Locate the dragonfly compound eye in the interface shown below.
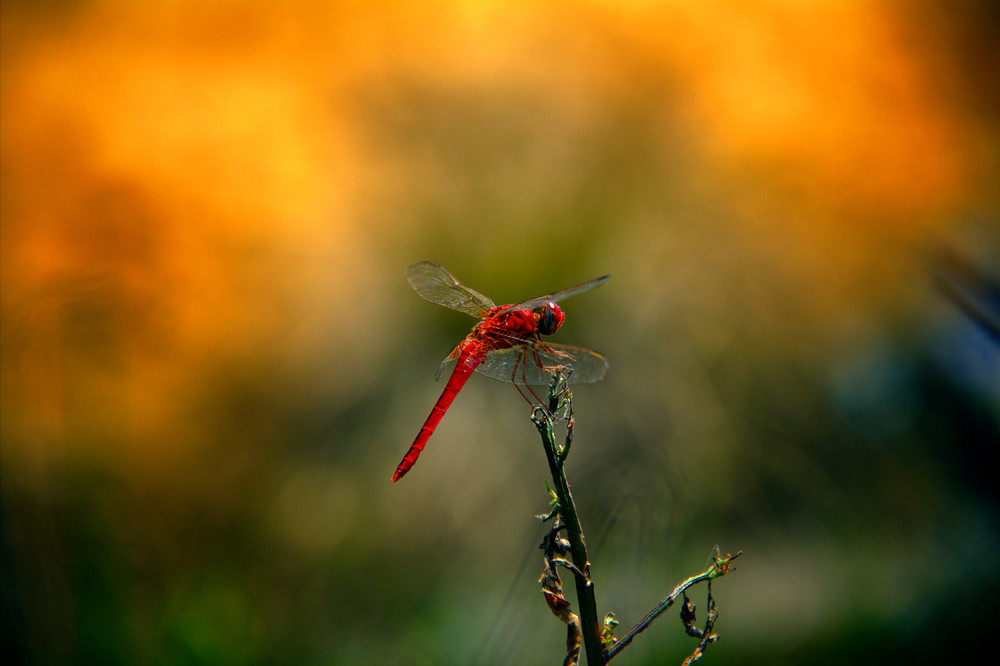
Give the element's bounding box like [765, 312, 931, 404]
[536, 303, 565, 335]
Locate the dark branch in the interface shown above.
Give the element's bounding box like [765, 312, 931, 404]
[533, 372, 604, 665]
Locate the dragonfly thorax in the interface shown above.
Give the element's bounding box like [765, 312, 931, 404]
[474, 306, 542, 342]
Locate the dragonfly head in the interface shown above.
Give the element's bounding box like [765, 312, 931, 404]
[535, 302, 565, 336]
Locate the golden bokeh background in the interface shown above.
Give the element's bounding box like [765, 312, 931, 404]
[2, 1, 998, 664]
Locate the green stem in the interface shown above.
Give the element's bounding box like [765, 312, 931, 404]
[535, 380, 604, 665]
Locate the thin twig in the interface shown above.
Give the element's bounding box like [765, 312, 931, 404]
[603, 552, 740, 662]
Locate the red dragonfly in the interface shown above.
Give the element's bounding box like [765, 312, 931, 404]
[392, 261, 609, 482]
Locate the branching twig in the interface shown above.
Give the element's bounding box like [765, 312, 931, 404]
[603, 551, 741, 662]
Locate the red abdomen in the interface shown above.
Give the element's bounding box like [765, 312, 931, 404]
[391, 347, 484, 482]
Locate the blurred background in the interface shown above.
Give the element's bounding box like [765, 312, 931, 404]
[2, 1, 998, 664]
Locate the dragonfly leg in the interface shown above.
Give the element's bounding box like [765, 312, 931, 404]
[529, 347, 575, 404]
[520, 351, 549, 406]
[535, 345, 575, 374]
[510, 354, 542, 407]
[524, 384, 546, 406]
[510, 350, 547, 408]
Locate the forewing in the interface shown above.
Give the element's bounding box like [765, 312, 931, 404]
[407, 261, 495, 317]
[476, 342, 609, 386]
[504, 274, 609, 313]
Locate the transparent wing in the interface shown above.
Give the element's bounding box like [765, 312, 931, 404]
[502, 274, 610, 313]
[475, 342, 609, 386]
[434, 345, 462, 380]
[407, 261, 496, 318]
